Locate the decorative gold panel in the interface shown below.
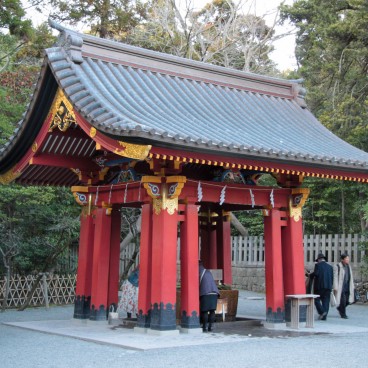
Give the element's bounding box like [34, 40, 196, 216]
[289, 188, 310, 222]
[142, 176, 186, 215]
[0, 167, 21, 184]
[49, 88, 76, 132]
[114, 141, 151, 160]
[153, 185, 178, 215]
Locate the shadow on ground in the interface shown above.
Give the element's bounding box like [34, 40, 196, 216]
[113, 317, 327, 338]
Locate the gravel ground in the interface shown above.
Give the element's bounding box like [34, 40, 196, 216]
[1, 290, 368, 368]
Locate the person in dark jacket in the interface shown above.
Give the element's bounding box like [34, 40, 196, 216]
[199, 261, 220, 332]
[309, 253, 333, 320]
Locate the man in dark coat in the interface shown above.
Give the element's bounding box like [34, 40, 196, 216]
[310, 253, 333, 320]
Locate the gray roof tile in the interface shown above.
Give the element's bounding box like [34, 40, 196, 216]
[1, 21, 368, 177]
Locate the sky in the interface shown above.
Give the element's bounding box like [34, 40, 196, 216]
[21, 0, 297, 71]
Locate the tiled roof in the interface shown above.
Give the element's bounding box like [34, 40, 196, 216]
[1, 20, 368, 176]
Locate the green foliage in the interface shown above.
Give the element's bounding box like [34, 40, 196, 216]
[280, 0, 368, 235]
[232, 210, 264, 236]
[0, 184, 80, 275]
[42, 0, 147, 38]
[280, 0, 368, 151]
[301, 178, 368, 235]
[0, 65, 39, 145]
[0, 0, 34, 39]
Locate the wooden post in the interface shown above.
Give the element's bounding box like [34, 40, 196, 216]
[216, 211, 232, 285]
[150, 200, 178, 331]
[264, 209, 285, 323]
[89, 206, 112, 320]
[42, 273, 49, 309]
[282, 216, 306, 296]
[180, 203, 200, 329]
[74, 209, 94, 319]
[107, 207, 121, 309]
[137, 203, 153, 329]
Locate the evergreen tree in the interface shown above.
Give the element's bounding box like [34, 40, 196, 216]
[280, 0, 368, 151]
[281, 0, 368, 234]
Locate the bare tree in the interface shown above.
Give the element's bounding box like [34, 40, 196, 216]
[119, 208, 141, 282]
[127, 0, 291, 74]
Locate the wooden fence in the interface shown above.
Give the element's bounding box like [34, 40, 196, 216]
[57, 233, 368, 274]
[1, 234, 366, 308]
[0, 274, 76, 308]
[231, 233, 366, 269]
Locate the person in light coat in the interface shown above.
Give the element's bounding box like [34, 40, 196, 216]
[333, 254, 355, 319]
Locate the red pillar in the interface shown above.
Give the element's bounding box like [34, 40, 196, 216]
[180, 204, 200, 329]
[90, 207, 112, 320]
[137, 203, 153, 328]
[281, 216, 306, 296]
[216, 212, 233, 285]
[264, 209, 285, 323]
[150, 204, 178, 331]
[200, 223, 217, 269]
[199, 226, 210, 266]
[74, 210, 94, 319]
[209, 226, 218, 269]
[107, 207, 121, 309]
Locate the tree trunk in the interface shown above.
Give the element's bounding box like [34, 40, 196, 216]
[1, 266, 10, 311]
[99, 0, 111, 38]
[120, 242, 140, 283]
[120, 214, 141, 255]
[230, 212, 248, 236]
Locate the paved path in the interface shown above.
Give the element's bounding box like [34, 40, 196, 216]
[1, 290, 368, 367]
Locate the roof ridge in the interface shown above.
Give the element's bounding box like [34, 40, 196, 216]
[48, 18, 306, 105]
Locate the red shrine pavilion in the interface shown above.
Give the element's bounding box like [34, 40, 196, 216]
[1, 19, 368, 333]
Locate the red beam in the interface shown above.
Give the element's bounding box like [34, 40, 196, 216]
[78, 180, 291, 208]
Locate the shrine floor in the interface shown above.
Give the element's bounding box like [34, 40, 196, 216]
[2, 290, 368, 352]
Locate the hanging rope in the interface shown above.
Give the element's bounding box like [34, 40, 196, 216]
[108, 184, 113, 205]
[94, 186, 100, 206]
[249, 188, 255, 208]
[220, 185, 227, 205]
[138, 181, 142, 202]
[197, 181, 203, 202]
[270, 189, 275, 208]
[124, 182, 129, 203]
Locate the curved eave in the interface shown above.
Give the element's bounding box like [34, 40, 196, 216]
[2, 21, 368, 185]
[41, 32, 368, 178]
[0, 63, 58, 175]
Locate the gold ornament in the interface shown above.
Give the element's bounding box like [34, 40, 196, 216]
[114, 141, 151, 160]
[90, 127, 97, 138]
[49, 88, 76, 132]
[0, 167, 21, 184]
[289, 188, 310, 221]
[142, 176, 186, 215]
